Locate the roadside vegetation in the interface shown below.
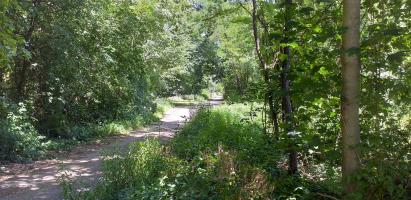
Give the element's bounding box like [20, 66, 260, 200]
[0, 0, 219, 162]
[0, 98, 174, 162]
[1, 0, 410, 199]
[62, 104, 409, 199]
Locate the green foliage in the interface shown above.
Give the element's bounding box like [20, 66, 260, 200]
[199, 88, 211, 99]
[0, 96, 169, 162]
[153, 98, 175, 119]
[1, 0, 410, 198]
[172, 104, 267, 162]
[0, 99, 44, 161]
[63, 104, 340, 199]
[167, 95, 207, 106]
[0, 0, 198, 161]
[66, 102, 409, 199]
[0, 0, 18, 71]
[203, 0, 411, 198]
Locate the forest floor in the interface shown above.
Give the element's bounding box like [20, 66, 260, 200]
[0, 97, 223, 200]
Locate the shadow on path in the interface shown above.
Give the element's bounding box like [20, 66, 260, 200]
[0, 96, 223, 200]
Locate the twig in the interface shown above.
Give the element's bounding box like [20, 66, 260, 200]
[237, 2, 268, 31]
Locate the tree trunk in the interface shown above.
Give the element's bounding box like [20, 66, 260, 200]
[14, 59, 29, 101]
[268, 94, 279, 134]
[281, 0, 298, 175]
[12, 0, 39, 101]
[251, 0, 279, 136]
[341, 0, 361, 196]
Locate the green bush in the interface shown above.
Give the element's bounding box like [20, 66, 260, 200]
[62, 104, 284, 199]
[172, 104, 270, 163]
[154, 98, 174, 119]
[61, 139, 180, 199]
[200, 89, 211, 99]
[0, 96, 171, 162]
[0, 100, 45, 162]
[65, 104, 411, 200]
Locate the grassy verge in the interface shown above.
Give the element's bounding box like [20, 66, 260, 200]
[34, 98, 176, 160]
[167, 95, 208, 106]
[67, 103, 411, 199]
[60, 103, 337, 200]
[44, 97, 204, 158]
[2, 96, 210, 164]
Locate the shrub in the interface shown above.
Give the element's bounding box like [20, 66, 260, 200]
[200, 89, 210, 99]
[62, 104, 281, 199]
[171, 104, 272, 164]
[0, 100, 44, 162]
[61, 104, 350, 199]
[154, 98, 174, 119]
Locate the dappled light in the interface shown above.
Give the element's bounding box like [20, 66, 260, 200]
[0, 105, 208, 199]
[0, 0, 409, 199]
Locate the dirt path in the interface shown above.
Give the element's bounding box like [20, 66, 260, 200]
[0, 98, 222, 200]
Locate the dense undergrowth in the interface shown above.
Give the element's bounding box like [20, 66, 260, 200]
[60, 104, 329, 199]
[0, 0, 218, 163]
[62, 103, 410, 200]
[0, 93, 210, 163]
[2, 1, 409, 198]
[0, 98, 173, 162]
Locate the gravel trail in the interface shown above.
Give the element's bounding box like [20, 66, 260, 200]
[0, 97, 222, 200]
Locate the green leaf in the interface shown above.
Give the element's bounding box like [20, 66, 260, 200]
[318, 67, 329, 76]
[300, 7, 314, 15]
[289, 42, 300, 50]
[279, 53, 288, 61]
[313, 26, 322, 33]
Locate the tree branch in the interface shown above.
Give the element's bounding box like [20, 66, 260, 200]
[238, 2, 268, 32]
[251, 0, 266, 71]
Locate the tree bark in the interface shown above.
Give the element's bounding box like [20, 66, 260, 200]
[281, 0, 298, 175]
[341, 0, 361, 196]
[251, 0, 279, 135]
[13, 0, 40, 101]
[268, 95, 279, 134]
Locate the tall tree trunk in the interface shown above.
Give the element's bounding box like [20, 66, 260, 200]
[251, 0, 279, 135]
[12, 0, 39, 101]
[341, 0, 361, 196]
[281, 0, 297, 174]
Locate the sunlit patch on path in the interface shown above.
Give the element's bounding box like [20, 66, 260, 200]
[0, 97, 222, 200]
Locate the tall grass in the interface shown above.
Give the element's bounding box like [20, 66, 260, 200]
[61, 103, 339, 200]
